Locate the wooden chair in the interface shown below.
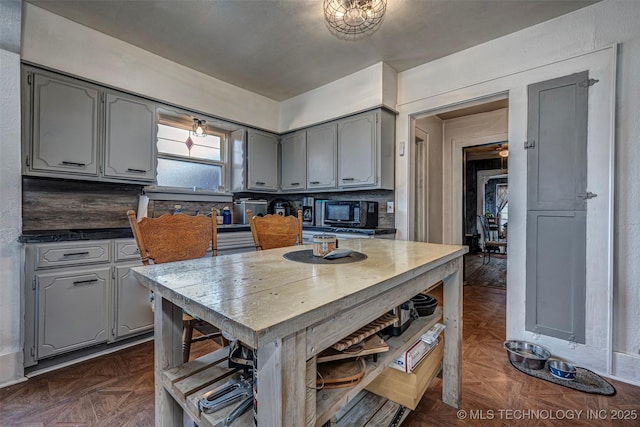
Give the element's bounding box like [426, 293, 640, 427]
[479, 214, 507, 265]
[127, 208, 226, 362]
[247, 209, 303, 250]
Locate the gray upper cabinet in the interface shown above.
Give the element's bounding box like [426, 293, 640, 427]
[103, 92, 156, 181]
[247, 129, 279, 191]
[29, 73, 100, 176]
[337, 109, 395, 190]
[338, 111, 376, 187]
[306, 122, 337, 190]
[23, 66, 157, 184]
[280, 131, 306, 191]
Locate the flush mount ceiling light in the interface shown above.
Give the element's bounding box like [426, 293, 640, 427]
[324, 0, 387, 40]
[192, 118, 207, 137]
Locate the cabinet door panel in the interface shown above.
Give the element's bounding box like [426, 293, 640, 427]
[37, 267, 110, 359]
[104, 93, 156, 181]
[115, 263, 153, 338]
[31, 74, 99, 176]
[307, 123, 337, 189]
[281, 131, 306, 191]
[338, 112, 376, 187]
[248, 130, 278, 191]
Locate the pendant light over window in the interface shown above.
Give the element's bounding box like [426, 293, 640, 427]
[192, 118, 207, 137]
[324, 0, 387, 40]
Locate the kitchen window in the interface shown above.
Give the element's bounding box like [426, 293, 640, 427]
[154, 108, 230, 197]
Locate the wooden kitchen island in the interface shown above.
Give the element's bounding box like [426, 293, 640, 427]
[132, 239, 467, 426]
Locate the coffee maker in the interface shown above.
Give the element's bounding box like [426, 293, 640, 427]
[270, 200, 291, 216]
[302, 197, 314, 225]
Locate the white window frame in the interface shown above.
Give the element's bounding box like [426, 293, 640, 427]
[145, 107, 233, 202]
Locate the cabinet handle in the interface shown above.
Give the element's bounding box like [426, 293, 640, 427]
[63, 251, 90, 257]
[126, 168, 146, 174]
[255, 181, 266, 185]
[310, 181, 320, 185]
[342, 177, 355, 181]
[290, 182, 300, 186]
[73, 278, 98, 286]
[60, 161, 86, 167]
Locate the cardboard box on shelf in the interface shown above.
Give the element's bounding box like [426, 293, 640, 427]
[365, 338, 444, 410]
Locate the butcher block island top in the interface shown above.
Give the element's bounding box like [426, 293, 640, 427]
[132, 238, 467, 426]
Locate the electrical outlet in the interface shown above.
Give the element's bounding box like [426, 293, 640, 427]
[386, 201, 394, 213]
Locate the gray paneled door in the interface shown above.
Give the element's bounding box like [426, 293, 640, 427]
[526, 71, 589, 344]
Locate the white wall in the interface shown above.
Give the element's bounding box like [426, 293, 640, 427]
[0, 0, 24, 387]
[395, 0, 640, 384]
[21, 3, 280, 133]
[279, 62, 397, 131]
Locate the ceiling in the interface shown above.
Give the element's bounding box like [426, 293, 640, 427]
[25, 0, 598, 101]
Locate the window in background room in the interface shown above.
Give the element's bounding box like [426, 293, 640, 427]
[156, 112, 227, 192]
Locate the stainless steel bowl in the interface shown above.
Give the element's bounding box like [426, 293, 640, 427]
[503, 340, 551, 370]
[548, 359, 576, 380]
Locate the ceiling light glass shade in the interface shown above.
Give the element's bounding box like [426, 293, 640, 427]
[324, 0, 387, 40]
[499, 148, 509, 157]
[192, 118, 207, 137]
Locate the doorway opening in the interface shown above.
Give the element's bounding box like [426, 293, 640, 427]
[463, 142, 508, 289]
[412, 97, 509, 289]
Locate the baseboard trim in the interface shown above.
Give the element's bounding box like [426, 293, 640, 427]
[611, 351, 640, 387]
[0, 350, 26, 388]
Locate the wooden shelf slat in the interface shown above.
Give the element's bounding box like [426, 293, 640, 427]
[161, 348, 252, 427]
[315, 308, 443, 426]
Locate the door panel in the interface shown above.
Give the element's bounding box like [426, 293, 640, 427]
[526, 211, 586, 342]
[526, 72, 589, 343]
[527, 72, 588, 212]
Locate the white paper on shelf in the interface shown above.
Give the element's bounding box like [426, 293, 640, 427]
[420, 322, 446, 345]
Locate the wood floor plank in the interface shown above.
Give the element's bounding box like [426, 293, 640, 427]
[1, 278, 639, 426]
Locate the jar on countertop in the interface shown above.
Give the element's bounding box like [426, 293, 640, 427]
[312, 234, 338, 257]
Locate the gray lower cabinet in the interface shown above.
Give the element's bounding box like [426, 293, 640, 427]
[114, 262, 154, 338]
[24, 239, 151, 368]
[113, 239, 153, 339]
[36, 266, 110, 359]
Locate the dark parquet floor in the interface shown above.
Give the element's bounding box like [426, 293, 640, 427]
[2, 273, 639, 426]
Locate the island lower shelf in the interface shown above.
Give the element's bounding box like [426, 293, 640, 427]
[314, 307, 443, 426]
[160, 307, 443, 427]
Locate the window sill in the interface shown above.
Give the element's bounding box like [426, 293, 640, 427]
[143, 186, 233, 202]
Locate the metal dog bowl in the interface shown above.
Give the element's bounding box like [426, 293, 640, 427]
[503, 340, 551, 370]
[548, 359, 576, 380]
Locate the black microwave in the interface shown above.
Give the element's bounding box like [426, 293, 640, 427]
[324, 201, 378, 228]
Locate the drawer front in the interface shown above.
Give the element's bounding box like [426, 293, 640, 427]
[35, 241, 111, 269]
[115, 239, 141, 261]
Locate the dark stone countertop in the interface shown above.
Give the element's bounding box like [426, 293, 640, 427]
[19, 224, 395, 243]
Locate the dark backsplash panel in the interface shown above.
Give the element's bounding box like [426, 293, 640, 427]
[22, 177, 395, 231]
[22, 177, 143, 231]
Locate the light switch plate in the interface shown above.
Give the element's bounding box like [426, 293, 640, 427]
[387, 201, 394, 213]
